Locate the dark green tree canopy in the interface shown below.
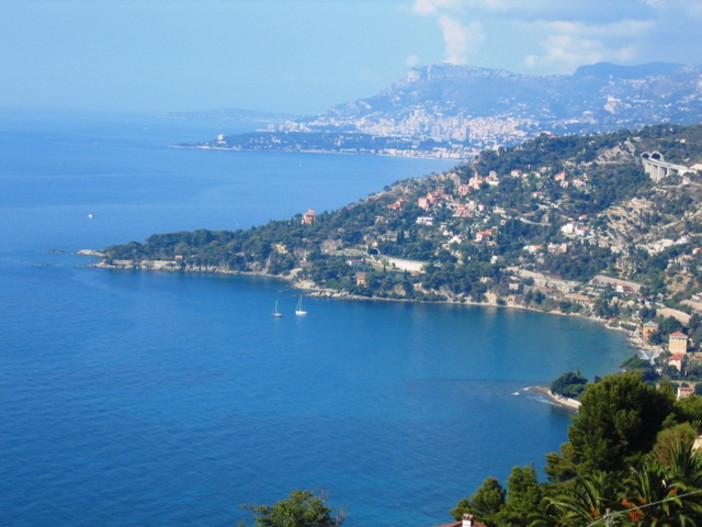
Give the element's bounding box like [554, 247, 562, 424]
[550, 370, 588, 399]
[471, 477, 506, 523]
[568, 372, 675, 472]
[241, 490, 343, 527]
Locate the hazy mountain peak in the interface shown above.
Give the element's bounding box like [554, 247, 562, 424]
[214, 62, 702, 159]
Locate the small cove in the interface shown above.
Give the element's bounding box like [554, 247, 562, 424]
[0, 111, 631, 526]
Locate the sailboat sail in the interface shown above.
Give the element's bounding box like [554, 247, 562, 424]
[295, 296, 307, 316]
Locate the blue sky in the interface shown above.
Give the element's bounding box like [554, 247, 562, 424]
[2, 0, 701, 115]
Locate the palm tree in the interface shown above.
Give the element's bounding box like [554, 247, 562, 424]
[619, 448, 702, 527]
[666, 440, 702, 489]
[620, 458, 676, 525]
[543, 470, 623, 526]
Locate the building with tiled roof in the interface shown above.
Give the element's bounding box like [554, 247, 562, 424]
[669, 331, 689, 355]
[641, 321, 659, 341]
[668, 353, 686, 372]
[677, 384, 695, 399]
[433, 513, 487, 527]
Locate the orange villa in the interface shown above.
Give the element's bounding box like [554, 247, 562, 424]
[641, 321, 659, 341]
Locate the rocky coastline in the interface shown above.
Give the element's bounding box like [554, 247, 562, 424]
[87, 255, 653, 357]
[527, 386, 582, 411]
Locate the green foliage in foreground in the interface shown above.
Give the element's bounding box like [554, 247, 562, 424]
[453, 372, 702, 527]
[240, 490, 343, 527]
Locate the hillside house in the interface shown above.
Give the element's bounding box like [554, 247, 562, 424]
[469, 174, 485, 190]
[575, 225, 590, 237]
[302, 208, 316, 225]
[475, 229, 495, 243]
[454, 204, 471, 218]
[387, 197, 407, 210]
[669, 354, 686, 372]
[591, 275, 643, 295]
[641, 321, 659, 341]
[457, 183, 471, 196]
[523, 244, 543, 254]
[547, 242, 568, 255]
[561, 222, 576, 235]
[428, 187, 451, 201]
[678, 384, 695, 399]
[434, 513, 487, 527]
[669, 331, 689, 355]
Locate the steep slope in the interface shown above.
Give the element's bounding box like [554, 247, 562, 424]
[206, 63, 702, 157]
[107, 124, 702, 329]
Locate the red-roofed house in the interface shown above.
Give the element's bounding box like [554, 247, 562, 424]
[454, 204, 471, 218]
[475, 229, 495, 243]
[678, 385, 695, 399]
[668, 354, 686, 372]
[433, 513, 487, 527]
[387, 198, 407, 210]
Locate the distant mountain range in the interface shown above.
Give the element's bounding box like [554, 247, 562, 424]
[198, 62, 702, 158]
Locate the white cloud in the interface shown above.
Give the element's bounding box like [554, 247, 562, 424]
[412, 0, 460, 16]
[412, 0, 485, 64]
[409, 0, 702, 73]
[437, 15, 474, 64]
[521, 19, 654, 72]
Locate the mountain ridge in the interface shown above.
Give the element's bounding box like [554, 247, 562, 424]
[199, 62, 702, 158]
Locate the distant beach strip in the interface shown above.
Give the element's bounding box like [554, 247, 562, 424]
[527, 386, 582, 411]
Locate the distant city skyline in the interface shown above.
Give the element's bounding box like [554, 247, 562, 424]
[3, 0, 702, 115]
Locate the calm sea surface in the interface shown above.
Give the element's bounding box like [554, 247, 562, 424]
[0, 110, 630, 527]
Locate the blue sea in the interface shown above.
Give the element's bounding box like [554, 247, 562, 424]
[0, 109, 631, 527]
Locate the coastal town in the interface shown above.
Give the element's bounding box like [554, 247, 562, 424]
[198, 63, 702, 160]
[101, 124, 702, 400]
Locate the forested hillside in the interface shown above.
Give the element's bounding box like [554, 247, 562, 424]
[104, 124, 702, 324]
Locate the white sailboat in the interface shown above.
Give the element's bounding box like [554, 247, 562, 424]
[272, 300, 283, 317]
[295, 296, 307, 316]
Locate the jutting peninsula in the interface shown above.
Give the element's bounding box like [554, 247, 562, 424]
[102, 123, 702, 382]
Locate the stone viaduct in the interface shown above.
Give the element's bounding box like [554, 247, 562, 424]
[641, 151, 692, 183]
